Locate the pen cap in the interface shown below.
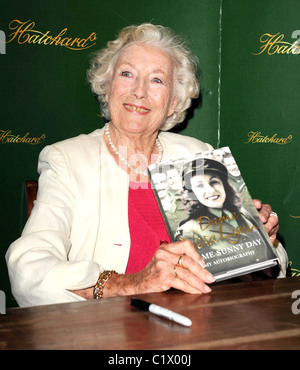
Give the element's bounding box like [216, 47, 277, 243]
[131, 298, 151, 311]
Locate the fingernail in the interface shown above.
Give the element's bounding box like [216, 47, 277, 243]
[206, 272, 215, 283]
[199, 260, 206, 268]
[203, 285, 212, 293]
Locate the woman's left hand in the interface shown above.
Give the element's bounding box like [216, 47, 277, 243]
[253, 199, 279, 244]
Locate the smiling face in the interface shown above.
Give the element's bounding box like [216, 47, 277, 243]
[223, 156, 241, 177]
[152, 172, 168, 199]
[167, 168, 182, 193]
[190, 173, 226, 209]
[105, 43, 178, 136]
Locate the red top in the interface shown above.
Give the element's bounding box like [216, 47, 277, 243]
[126, 182, 171, 274]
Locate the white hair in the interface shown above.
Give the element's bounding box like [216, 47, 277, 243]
[87, 23, 200, 131]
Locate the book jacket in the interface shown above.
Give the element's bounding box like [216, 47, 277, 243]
[148, 146, 278, 281]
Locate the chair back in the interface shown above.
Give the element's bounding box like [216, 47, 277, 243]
[25, 180, 38, 219]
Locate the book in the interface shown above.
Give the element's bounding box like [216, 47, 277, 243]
[148, 146, 278, 282]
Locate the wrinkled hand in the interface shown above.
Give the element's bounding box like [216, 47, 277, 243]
[253, 199, 279, 244]
[103, 239, 215, 298]
[73, 240, 215, 300]
[135, 239, 215, 294]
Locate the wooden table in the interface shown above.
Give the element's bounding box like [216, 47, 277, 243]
[1, 277, 300, 350]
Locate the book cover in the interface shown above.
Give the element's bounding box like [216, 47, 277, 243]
[148, 146, 278, 281]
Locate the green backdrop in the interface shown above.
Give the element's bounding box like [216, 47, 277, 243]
[220, 0, 300, 277]
[0, 0, 299, 308]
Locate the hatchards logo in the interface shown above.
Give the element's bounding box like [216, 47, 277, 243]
[253, 30, 300, 55]
[245, 131, 292, 144]
[6, 19, 97, 51]
[0, 130, 46, 144]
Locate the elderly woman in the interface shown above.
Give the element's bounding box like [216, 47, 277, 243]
[6, 23, 282, 307]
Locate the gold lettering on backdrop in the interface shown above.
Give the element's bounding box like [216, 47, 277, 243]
[252, 33, 300, 55]
[290, 215, 300, 219]
[289, 261, 300, 277]
[7, 20, 97, 50]
[0, 130, 46, 145]
[245, 131, 293, 144]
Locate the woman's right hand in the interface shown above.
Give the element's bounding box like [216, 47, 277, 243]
[104, 239, 215, 297]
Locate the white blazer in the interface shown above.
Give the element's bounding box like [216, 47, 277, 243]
[6, 128, 213, 306]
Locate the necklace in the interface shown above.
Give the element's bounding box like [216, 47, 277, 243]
[105, 122, 163, 176]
